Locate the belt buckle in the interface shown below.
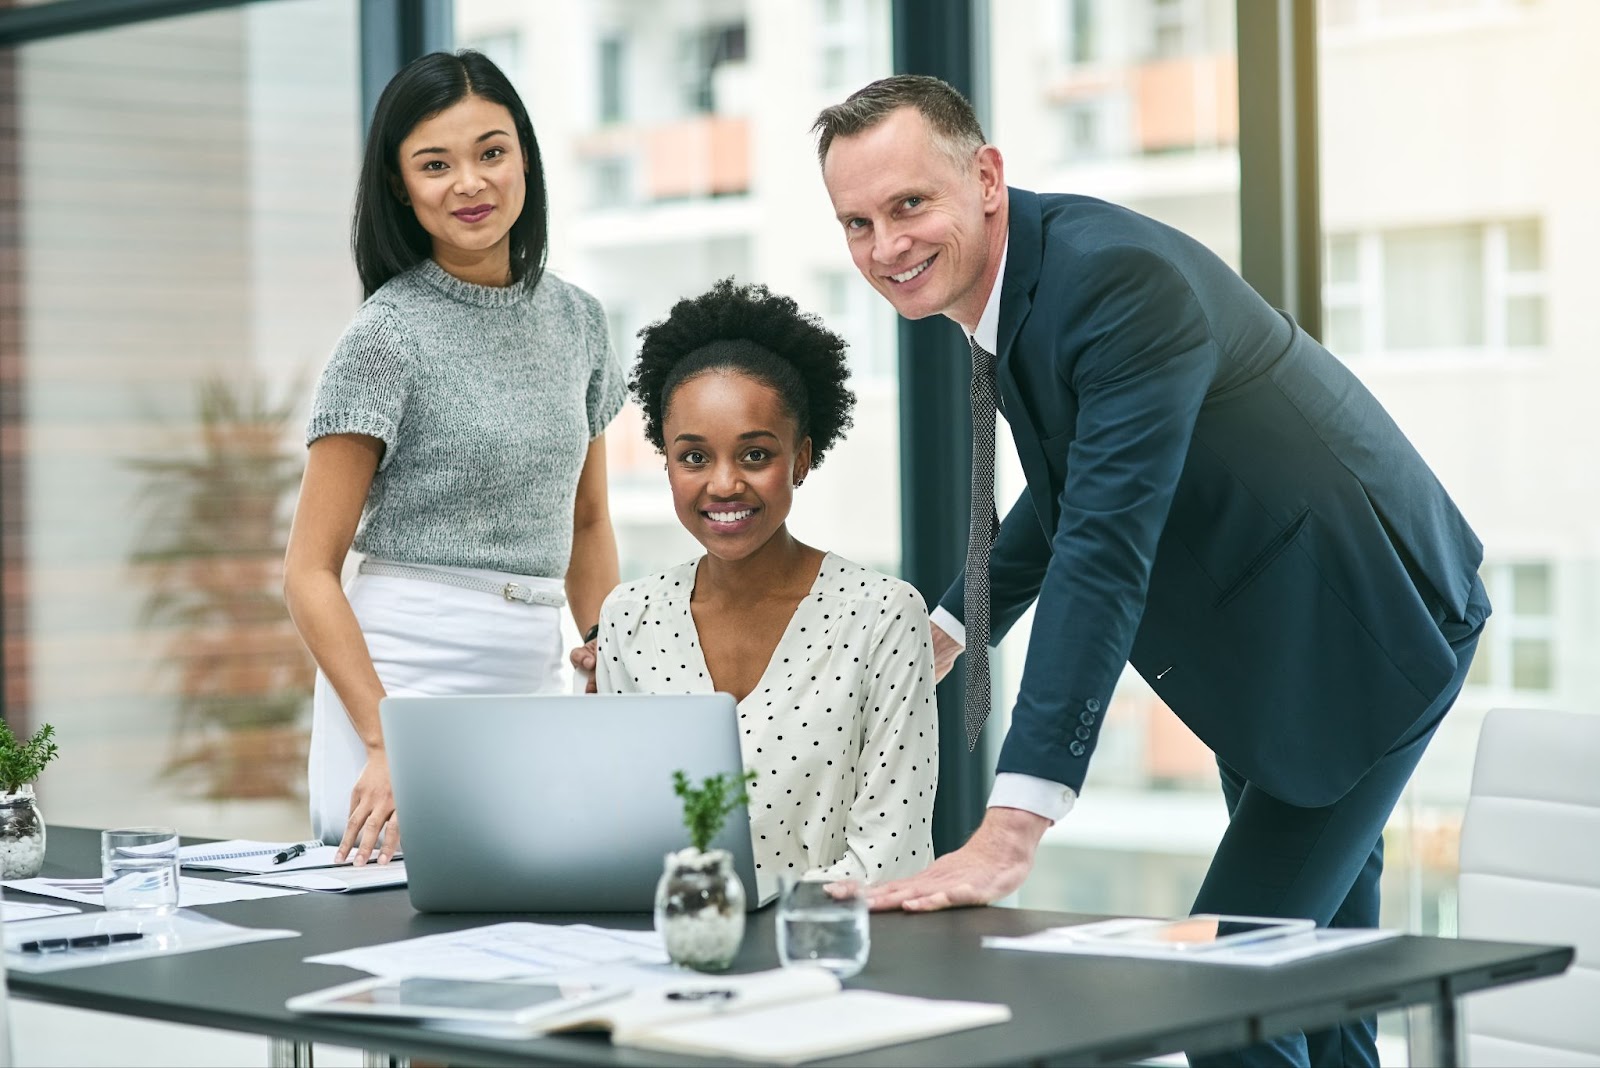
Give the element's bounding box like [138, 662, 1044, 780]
[502, 582, 524, 603]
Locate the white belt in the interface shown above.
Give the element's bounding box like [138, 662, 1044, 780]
[357, 560, 566, 607]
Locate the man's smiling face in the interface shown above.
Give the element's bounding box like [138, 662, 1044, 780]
[822, 106, 1004, 328]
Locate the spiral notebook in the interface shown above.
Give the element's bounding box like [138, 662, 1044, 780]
[179, 840, 394, 874]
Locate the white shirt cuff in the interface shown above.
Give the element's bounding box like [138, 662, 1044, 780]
[988, 773, 1077, 823]
[930, 605, 966, 648]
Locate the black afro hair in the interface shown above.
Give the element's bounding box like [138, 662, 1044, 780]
[629, 278, 856, 468]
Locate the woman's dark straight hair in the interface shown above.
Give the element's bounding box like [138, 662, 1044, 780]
[353, 49, 549, 298]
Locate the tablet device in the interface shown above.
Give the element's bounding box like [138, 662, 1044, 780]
[286, 976, 627, 1028]
[1086, 914, 1314, 953]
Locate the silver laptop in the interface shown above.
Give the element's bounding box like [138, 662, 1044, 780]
[380, 692, 761, 913]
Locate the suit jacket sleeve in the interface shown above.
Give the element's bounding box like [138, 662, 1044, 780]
[997, 245, 1218, 793]
[938, 488, 1053, 646]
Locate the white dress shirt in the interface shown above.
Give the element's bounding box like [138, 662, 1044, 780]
[595, 553, 940, 901]
[929, 238, 1079, 825]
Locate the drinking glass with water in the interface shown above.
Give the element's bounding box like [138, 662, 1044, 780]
[101, 827, 180, 911]
[776, 874, 869, 978]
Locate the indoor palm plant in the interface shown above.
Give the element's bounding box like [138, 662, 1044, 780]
[126, 375, 314, 800]
[0, 721, 61, 878]
[655, 768, 757, 971]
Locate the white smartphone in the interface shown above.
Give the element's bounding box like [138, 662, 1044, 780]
[286, 975, 627, 1028]
[1085, 914, 1314, 953]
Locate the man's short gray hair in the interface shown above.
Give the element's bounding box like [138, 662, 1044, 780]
[812, 74, 987, 171]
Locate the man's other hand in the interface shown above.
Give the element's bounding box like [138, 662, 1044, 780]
[864, 807, 1050, 912]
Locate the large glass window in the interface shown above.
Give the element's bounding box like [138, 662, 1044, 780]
[1318, 0, 1598, 949]
[3, 0, 362, 838]
[456, 0, 901, 597]
[986, 0, 1240, 921]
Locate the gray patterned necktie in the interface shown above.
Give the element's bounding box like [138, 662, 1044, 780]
[964, 336, 999, 752]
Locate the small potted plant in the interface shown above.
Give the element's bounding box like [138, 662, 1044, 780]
[0, 722, 61, 878]
[655, 768, 756, 971]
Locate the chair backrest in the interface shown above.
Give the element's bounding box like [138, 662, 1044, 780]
[1458, 706, 1600, 1067]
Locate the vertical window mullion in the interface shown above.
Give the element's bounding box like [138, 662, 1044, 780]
[1483, 221, 1508, 352]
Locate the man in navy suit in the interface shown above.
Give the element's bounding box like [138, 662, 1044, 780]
[815, 76, 1489, 1068]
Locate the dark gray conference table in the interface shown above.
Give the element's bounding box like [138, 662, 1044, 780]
[4, 827, 1573, 1067]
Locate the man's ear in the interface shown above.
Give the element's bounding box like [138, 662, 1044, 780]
[976, 144, 1006, 214]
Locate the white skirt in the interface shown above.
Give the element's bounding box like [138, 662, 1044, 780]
[307, 560, 566, 844]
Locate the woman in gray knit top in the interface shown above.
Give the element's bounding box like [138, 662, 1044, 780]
[284, 51, 625, 865]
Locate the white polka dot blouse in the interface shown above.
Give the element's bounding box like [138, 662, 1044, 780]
[595, 552, 940, 904]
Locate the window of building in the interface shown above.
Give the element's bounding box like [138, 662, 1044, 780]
[1067, 0, 1099, 65]
[819, 270, 896, 383]
[1466, 562, 1557, 694]
[464, 29, 521, 87]
[679, 22, 747, 114]
[1320, 219, 1546, 357]
[1149, 0, 1190, 58]
[1062, 100, 1106, 160]
[816, 0, 887, 92]
[598, 34, 627, 124]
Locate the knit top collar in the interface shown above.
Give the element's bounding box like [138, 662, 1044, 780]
[412, 257, 532, 309]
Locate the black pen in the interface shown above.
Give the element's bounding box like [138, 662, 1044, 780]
[273, 843, 309, 865]
[20, 932, 143, 953]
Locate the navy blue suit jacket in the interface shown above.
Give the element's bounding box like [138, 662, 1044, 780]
[940, 190, 1488, 808]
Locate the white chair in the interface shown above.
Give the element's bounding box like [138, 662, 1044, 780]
[1458, 707, 1600, 1066]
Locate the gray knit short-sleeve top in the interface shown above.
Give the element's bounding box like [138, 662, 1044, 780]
[306, 259, 625, 577]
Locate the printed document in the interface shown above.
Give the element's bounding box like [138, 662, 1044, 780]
[985, 918, 1402, 966]
[4, 909, 297, 974]
[305, 922, 667, 979]
[232, 862, 407, 893]
[535, 966, 1011, 1063]
[3, 875, 306, 907]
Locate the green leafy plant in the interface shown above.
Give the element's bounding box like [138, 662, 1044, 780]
[0, 722, 61, 796]
[125, 375, 315, 799]
[672, 768, 757, 853]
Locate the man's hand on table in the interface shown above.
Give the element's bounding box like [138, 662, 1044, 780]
[864, 806, 1051, 912]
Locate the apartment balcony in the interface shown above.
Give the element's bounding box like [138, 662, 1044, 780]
[572, 115, 756, 249]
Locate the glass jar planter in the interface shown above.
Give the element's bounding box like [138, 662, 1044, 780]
[654, 847, 745, 971]
[0, 783, 47, 879]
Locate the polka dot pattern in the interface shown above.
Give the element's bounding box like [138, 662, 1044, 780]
[594, 552, 940, 904]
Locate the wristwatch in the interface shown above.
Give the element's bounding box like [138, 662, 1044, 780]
[583, 623, 600, 644]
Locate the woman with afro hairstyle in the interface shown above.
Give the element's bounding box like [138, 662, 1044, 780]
[584, 279, 937, 901]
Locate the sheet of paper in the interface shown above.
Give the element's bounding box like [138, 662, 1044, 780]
[984, 920, 1403, 966]
[231, 862, 406, 893]
[3, 875, 306, 907]
[306, 922, 667, 980]
[3, 907, 298, 974]
[2, 900, 80, 923]
[621, 989, 1012, 1065]
[180, 841, 393, 874]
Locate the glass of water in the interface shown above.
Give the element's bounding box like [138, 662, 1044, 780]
[101, 827, 180, 912]
[776, 874, 869, 979]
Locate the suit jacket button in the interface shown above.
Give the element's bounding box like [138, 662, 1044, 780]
[1080, 710, 1096, 725]
[1075, 725, 1092, 741]
[1069, 741, 1087, 757]
[1086, 698, 1101, 713]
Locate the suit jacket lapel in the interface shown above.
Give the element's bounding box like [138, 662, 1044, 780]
[994, 188, 1055, 534]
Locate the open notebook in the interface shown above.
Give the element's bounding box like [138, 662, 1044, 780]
[180, 840, 394, 874]
[537, 966, 1011, 1064]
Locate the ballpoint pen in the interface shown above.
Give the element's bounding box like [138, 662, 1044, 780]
[272, 842, 310, 865]
[20, 932, 143, 953]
